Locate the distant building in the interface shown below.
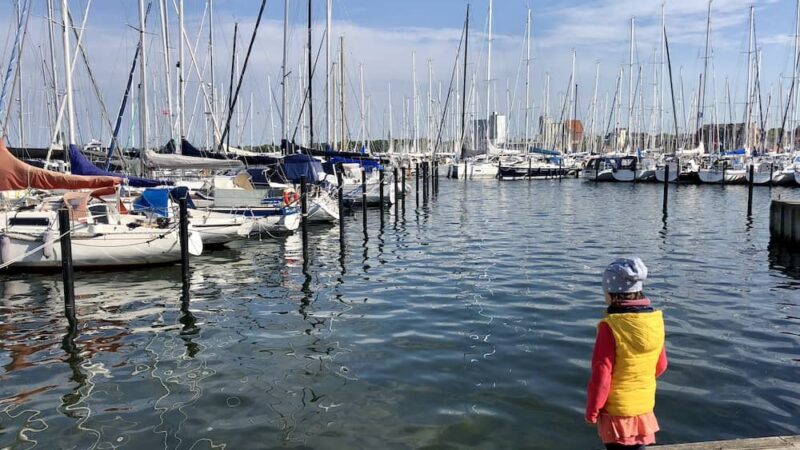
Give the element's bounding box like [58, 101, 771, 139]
[489, 113, 508, 145]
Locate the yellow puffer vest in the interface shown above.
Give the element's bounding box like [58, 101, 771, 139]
[601, 310, 665, 417]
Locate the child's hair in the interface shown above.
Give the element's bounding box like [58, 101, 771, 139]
[608, 291, 646, 302]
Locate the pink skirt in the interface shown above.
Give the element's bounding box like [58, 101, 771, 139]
[596, 411, 660, 445]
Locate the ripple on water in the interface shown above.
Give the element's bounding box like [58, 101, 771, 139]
[0, 180, 799, 449]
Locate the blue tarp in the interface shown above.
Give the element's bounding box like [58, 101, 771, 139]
[283, 154, 324, 183]
[132, 189, 170, 217]
[69, 144, 169, 187]
[322, 156, 383, 175]
[529, 147, 561, 156]
[722, 149, 746, 156]
[132, 187, 194, 218]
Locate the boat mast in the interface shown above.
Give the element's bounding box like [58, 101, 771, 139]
[47, 0, 62, 146]
[388, 82, 393, 152]
[208, 0, 216, 147]
[699, 0, 711, 151]
[486, 0, 493, 145]
[61, 0, 76, 146]
[590, 61, 600, 153]
[281, 0, 289, 151]
[659, 3, 665, 150]
[412, 51, 418, 152]
[428, 59, 433, 154]
[569, 49, 576, 153]
[340, 35, 346, 151]
[326, 0, 332, 148]
[178, 0, 185, 141]
[627, 17, 634, 154]
[524, 8, 531, 153]
[360, 63, 365, 149]
[157, 0, 174, 145]
[307, 0, 314, 148]
[459, 3, 469, 159]
[744, 5, 754, 152]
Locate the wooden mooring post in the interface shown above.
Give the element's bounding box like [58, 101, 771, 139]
[415, 163, 420, 206]
[58, 208, 75, 311]
[379, 169, 385, 227]
[178, 197, 191, 286]
[747, 164, 755, 217]
[393, 167, 399, 217]
[662, 165, 670, 215]
[300, 176, 309, 262]
[336, 163, 345, 240]
[770, 200, 800, 247]
[361, 168, 368, 233]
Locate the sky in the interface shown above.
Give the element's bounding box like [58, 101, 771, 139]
[0, 0, 798, 149]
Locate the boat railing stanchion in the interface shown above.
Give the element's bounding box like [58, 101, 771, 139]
[300, 175, 309, 263]
[361, 168, 368, 234]
[662, 164, 670, 216]
[58, 208, 75, 314]
[379, 168, 385, 227]
[336, 163, 345, 241]
[747, 164, 755, 217]
[178, 196, 190, 288]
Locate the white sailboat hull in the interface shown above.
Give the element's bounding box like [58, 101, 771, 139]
[655, 164, 679, 183]
[698, 169, 724, 184]
[1, 228, 202, 269]
[188, 210, 253, 245]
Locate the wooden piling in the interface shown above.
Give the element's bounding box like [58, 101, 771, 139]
[300, 176, 309, 262]
[415, 162, 420, 206]
[335, 163, 345, 239]
[379, 169, 385, 226]
[361, 168, 368, 232]
[722, 160, 727, 187]
[58, 208, 75, 311]
[401, 167, 407, 210]
[393, 167, 399, 216]
[178, 197, 190, 286]
[747, 164, 755, 217]
[770, 200, 800, 247]
[662, 165, 670, 215]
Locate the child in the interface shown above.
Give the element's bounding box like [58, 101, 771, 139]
[585, 257, 668, 450]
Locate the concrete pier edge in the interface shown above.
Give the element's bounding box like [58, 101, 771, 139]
[654, 435, 800, 449]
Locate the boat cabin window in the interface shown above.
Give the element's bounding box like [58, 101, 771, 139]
[88, 204, 110, 224]
[8, 217, 50, 227]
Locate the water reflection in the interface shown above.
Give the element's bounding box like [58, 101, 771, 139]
[1, 180, 799, 448]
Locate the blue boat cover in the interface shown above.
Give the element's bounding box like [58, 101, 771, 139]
[722, 149, 746, 156]
[322, 156, 383, 175]
[69, 144, 169, 187]
[529, 147, 561, 156]
[132, 187, 195, 218]
[283, 154, 324, 183]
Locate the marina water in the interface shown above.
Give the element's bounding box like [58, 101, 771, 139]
[1, 179, 798, 449]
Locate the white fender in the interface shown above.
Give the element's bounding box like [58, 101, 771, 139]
[188, 232, 203, 256]
[42, 230, 57, 259]
[0, 235, 12, 264]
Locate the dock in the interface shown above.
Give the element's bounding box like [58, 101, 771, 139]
[771, 200, 800, 247]
[656, 435, 800, 449]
